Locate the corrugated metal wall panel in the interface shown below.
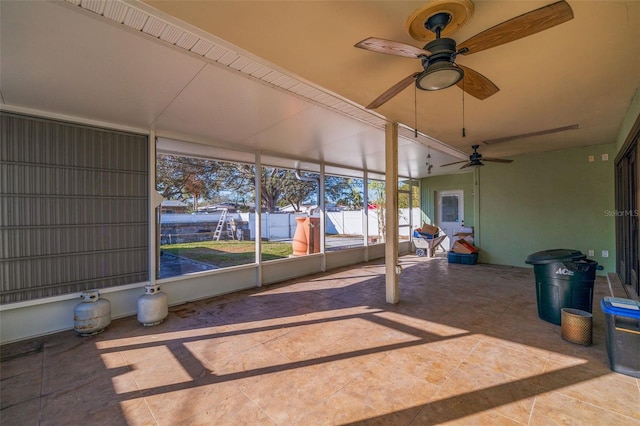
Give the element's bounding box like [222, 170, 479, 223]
[1, 163, 147, 197]
[1, 224, 147, 258]
[0, 113, 149, 304]
[1, 197, 147, 226]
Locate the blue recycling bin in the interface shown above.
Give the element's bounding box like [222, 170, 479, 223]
[600, 297, 640, 378]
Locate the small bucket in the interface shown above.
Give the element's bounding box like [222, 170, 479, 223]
[561, 308, 593, 346]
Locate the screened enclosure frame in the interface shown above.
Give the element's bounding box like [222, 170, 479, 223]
[154, 137, 421, 281]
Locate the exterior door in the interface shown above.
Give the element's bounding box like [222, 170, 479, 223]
[438, 190, 464, 250]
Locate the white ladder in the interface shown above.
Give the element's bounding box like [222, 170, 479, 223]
[213, 209, 228, 241]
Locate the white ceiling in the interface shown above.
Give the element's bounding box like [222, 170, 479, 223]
[1, 1, 639, 178]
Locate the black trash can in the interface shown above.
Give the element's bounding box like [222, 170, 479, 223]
[525, 249, 600, 325]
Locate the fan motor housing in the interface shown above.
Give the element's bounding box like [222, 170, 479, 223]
[422, 37, 457, 67]
[424, 37, 457, 54]
[470, 145, 483, 162]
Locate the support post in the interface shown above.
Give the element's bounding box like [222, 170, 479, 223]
[319, 164, 326, 271]
[474, 166, 480, 248]
[148, 130, 158, 282]
[363, 170, 369, 262]
[385, 123, 400, 304]
[255, 151, 263, 286]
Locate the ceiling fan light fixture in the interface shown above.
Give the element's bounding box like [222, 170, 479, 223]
[416, 62, 464, 91]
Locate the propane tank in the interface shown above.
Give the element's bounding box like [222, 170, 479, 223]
[73, 290, 111, 336]
[137, 284, 168, 326]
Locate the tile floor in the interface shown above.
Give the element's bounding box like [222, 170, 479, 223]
[1, 255, 639, 425]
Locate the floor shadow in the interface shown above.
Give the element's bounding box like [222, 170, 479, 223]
[1, 255, 633, 424]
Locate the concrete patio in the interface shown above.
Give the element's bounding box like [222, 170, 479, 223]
[1, 254, 638, 425]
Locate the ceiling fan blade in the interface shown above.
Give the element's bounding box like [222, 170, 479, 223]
[483, 157, 513, 163]
[440, 160, 468, 167]
[459, 162, 476, 169]
[366, 72, 421, 109]
[482, 124, 580, 145]
[455, 64, 499, 100]
[458, 0, 573, 56]
[354, 37, 431, 58]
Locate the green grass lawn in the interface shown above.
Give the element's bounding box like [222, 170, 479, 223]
[161, 240, 293, 268]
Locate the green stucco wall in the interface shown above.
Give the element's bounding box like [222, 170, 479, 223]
[421, 172, 475, 228]
[478, 144, 616, 271]
[422, 144, 617, 272]
[421, 88, 637, 274]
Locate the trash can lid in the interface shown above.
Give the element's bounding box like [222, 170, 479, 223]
[525, 249, 586, 264]
[600, 297, 640, 318]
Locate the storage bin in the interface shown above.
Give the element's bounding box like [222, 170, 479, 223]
[447, 252, 478, 265]
[600, 297, 640, 378]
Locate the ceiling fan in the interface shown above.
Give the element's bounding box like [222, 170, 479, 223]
[441, 145, 513, 169]
[355, 0, 574, 109]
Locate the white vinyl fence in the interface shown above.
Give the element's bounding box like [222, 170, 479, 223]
[161, 208, 421, 242]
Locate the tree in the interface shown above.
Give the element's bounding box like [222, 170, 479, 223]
[368, 180, 386, 239]
[219, 163, 255, 205]
[183, 174, 206, 211]
[397, 180, 419, 209]
[156, 155, 221, 209]
[259, 168, 318, 213]
[261, 167, 284, 212]
[325, 176, 364, 210]
[157, 154, 320, 213]
[278, 171, 318, 212]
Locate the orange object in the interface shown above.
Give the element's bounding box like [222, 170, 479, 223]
[451, 239, 478, 254]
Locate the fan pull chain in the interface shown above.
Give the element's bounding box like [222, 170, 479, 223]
[462, 78, 466, 138]
[414, 84, 418, 138]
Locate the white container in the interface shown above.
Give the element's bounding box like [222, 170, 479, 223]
[73, 290, 111, 336]
[137, 284, 168, 326]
